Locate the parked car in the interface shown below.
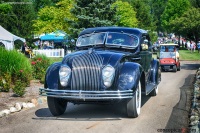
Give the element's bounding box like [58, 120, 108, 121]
[39, 27, 161, 118]
[158, 43, 180, 72]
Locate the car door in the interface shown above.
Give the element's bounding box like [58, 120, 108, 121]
[139, 36, 152, 81]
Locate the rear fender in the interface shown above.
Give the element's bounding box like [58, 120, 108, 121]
[44, 62, 62, 89]
[117, 62, 143, 92]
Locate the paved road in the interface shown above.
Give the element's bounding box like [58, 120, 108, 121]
[0, 61, 199, 133]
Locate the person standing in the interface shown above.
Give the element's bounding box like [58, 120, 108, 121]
[21, 42, 27, 54]
[190, 41, 194, 53]
[197, 41, 200, 53]
[187, 41, 190, 50]
[193, 42, 196, 52]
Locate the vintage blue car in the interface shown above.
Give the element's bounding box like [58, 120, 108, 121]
[39, 27, 161, 118]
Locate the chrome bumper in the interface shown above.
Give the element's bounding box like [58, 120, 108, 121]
[39, 88, 134, 100]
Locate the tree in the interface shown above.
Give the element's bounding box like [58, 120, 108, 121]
[0, 3, 16, 30]
[190, 0, 200, 8]
[69, 0, 117, 38]
[150, 0, 167, 33]
[31, 0, 60, 12]
[124, 0, 157, 42]
[161, 0, 191, 32]
[0, 0, 36, 40]
[128, 0, 154, 30]
[33, 0, 75, 34]
[111, 1, 138, 27]
[170, 8, 200, 43]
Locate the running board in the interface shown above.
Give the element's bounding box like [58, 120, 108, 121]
[144, 83, 157, 95]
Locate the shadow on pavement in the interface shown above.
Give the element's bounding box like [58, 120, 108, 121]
[33, 95, 151, 121]
[165, 74, 195, 130]
[181, 63, 200, 70]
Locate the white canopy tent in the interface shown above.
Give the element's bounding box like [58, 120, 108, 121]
[0, 25, 26, 50]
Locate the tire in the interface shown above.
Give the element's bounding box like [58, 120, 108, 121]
[47, 97, 67, 116]
[149, 86, 158, 96]
[127, 81, 141, 118]
[173, 65, 177, 72]
[177, 64, 181, 71]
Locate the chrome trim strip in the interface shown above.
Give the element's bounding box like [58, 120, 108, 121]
[39, 88, 133, 100]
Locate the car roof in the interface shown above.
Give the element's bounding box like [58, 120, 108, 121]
[78, 27, 148, 37]
[160, 43, 178, 46]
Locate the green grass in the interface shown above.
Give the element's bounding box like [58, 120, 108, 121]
[49, 57, 63, 64]
[179, 49, 200, 61]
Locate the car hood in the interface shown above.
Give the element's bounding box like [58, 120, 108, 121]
[62, 49, 127, 68]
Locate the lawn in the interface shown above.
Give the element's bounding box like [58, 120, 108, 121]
[49, 57, 63, 64]
[179, 49, 200, 61]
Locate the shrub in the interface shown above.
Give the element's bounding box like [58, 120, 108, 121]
[13, 80, 26, 96]
[31, 54, 50, 81]
[0, 47, 32, 95]
[0, 72, 12, 92]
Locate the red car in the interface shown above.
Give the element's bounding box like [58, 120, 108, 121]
[158, 43, 180, 72]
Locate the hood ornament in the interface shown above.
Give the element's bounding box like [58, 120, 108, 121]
[88, 48, 94, 54]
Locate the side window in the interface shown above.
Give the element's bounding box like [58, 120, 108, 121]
[141, 35, 152, 51]
[141, 36, 150, 51]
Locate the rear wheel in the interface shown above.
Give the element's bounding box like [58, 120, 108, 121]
[47, 97, 67, 116]
[127, 81, 141, 118]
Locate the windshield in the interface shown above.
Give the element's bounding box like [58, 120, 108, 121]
[160, 45, 177, 58]
[105, 32, 139, 48]
[76, 32, 106, 46]
[76, 32, 139, 48]
[160, 45, 176, 52]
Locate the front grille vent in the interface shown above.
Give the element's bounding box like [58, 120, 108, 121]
[71, 52, 103, 91]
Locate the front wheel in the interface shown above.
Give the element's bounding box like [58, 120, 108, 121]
[177, 63, 181, 71]
[173, 65, 177, 72]
[149, 86, 158, 96]
[47, 97, 67, 116]
[127, 81, 141, 118]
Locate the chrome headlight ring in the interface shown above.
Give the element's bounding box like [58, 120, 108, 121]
[102, 65, 115, 87]
[59, 65, 71, 86]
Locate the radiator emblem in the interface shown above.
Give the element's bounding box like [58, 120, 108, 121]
[88, 48, 94, 54]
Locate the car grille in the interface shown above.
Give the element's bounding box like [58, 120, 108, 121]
[71, 52, 103, 91]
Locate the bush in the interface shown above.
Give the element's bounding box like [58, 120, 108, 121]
[13, 80, 26, 96]
[31, 54, 50, 81]
[0, 72, 12, 92]
[0, 47, 32, 95]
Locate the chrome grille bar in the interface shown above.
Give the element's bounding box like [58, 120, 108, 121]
[71, 52, 103, 91]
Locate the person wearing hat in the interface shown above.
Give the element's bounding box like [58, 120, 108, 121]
[197, 41, 200, 53]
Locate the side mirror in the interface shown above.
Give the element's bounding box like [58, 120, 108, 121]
[141, 44, 148, 51]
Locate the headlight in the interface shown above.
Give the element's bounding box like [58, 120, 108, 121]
[102, 65, 115, 87]
[59, 65, 71, 86]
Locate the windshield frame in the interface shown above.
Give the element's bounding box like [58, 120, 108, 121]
[76, 32, 139, 49]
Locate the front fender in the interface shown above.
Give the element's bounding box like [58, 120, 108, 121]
[117, 62, 142, 92]
[45, 62, 62, 89]
[150, 59, 161, 84]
